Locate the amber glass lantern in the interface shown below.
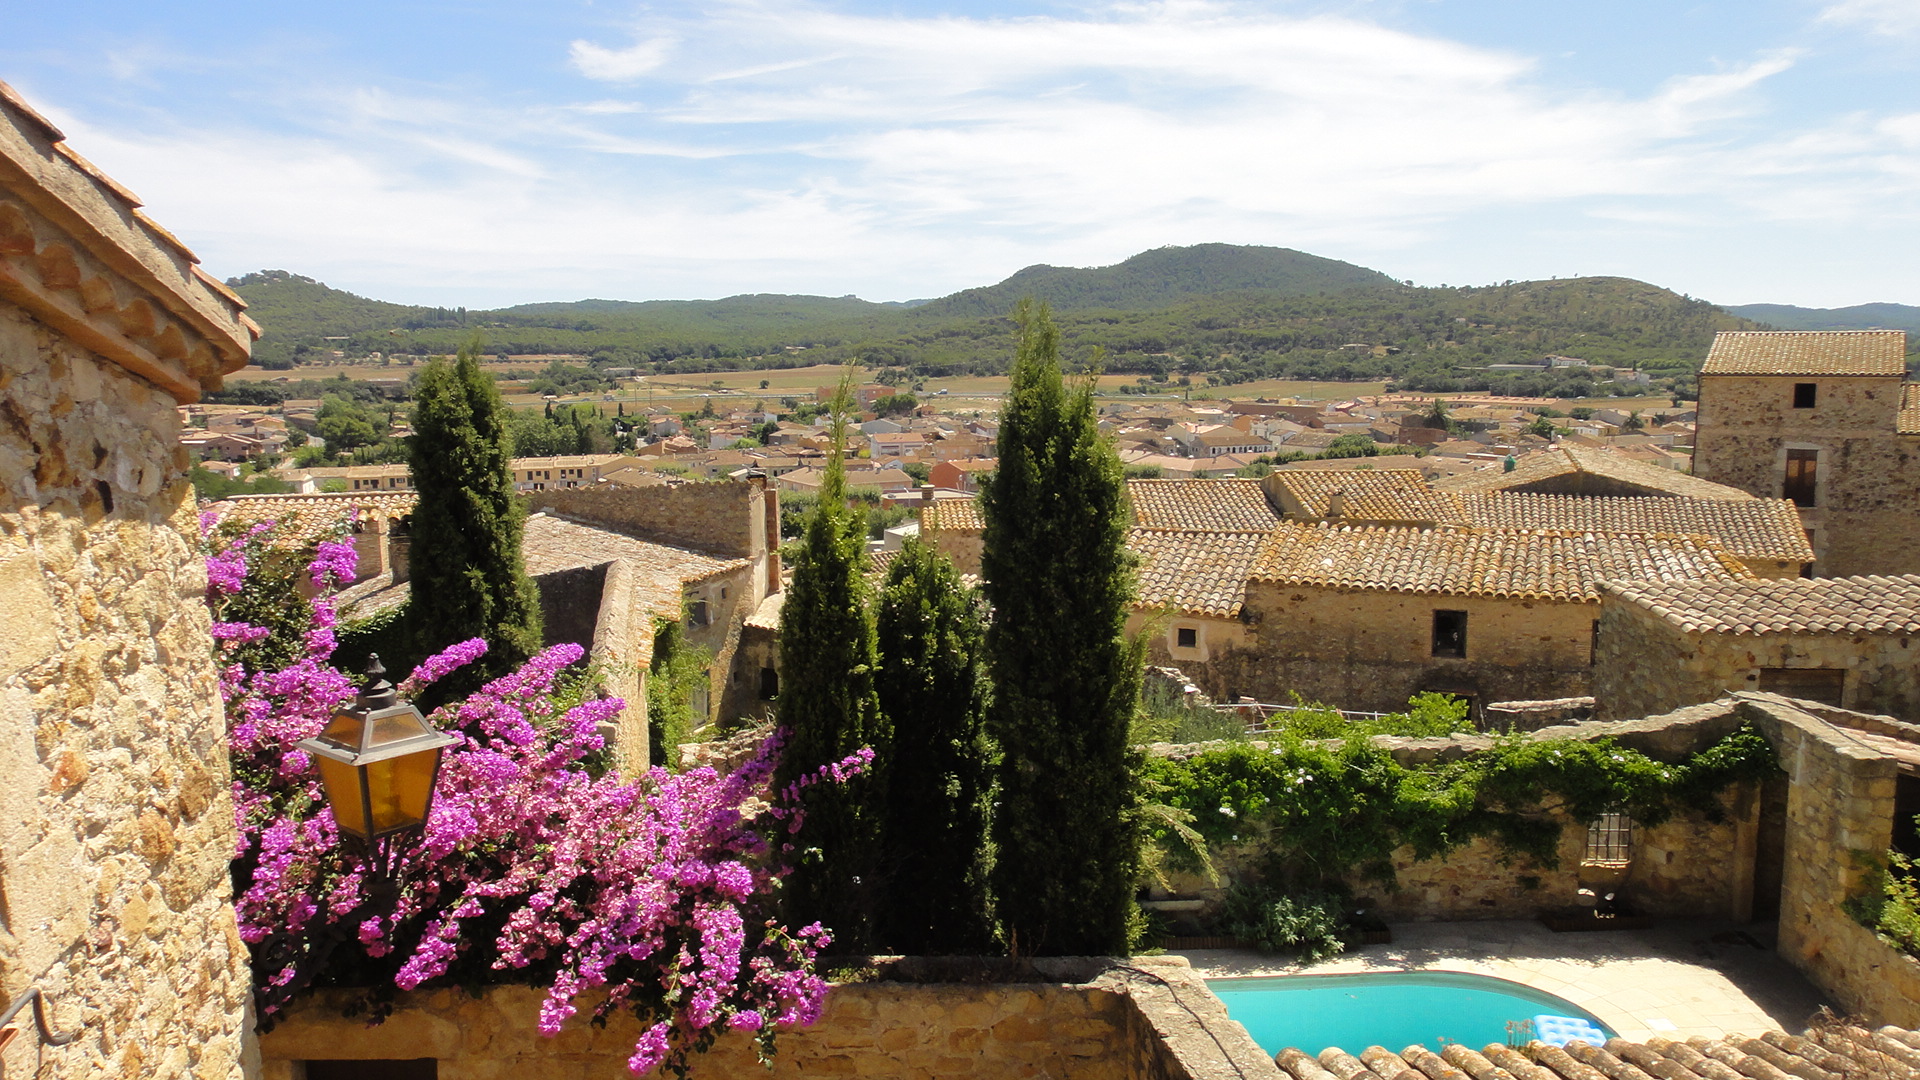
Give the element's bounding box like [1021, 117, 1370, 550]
[297, 656, 457, 866]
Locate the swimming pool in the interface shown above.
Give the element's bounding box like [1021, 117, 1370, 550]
[1206, 970, 1615, 1056]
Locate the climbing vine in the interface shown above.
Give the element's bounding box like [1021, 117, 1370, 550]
[1137, 723, 1780, 892]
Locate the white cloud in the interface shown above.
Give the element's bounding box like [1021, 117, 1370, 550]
[1819, 0, 1920, 35]
[569, 36, 678, 81]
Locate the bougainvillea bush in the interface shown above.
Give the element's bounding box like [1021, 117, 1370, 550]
[204, 512, 860, 1075]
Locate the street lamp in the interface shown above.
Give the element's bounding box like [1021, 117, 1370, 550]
[297, 655, 457, 878]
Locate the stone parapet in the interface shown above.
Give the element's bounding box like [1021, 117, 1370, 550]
[257, 956, 1281, 1080]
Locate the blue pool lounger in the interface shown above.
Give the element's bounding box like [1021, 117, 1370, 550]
[1534, 1015, 1609, 1047]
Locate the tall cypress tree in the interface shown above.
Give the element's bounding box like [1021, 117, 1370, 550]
[982, 301, 1143, 956]
[774, 376, 887, 954]
[875, 539, 994, 954]
[406, 345, 543, 701]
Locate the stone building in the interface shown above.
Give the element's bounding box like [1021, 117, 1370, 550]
[1692, 330, 1920, 576]
[920, 474, 1809, 714]
[1211, 522, 1751, 713]
[0, 81, 256, 1077]
[1593, 574, 1920, 722]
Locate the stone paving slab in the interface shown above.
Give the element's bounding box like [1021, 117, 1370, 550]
[1178, 919, 1831, 1043]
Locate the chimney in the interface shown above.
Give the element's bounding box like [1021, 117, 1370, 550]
[1326, 488, 1347, 521]
[919, 483, 936, 506]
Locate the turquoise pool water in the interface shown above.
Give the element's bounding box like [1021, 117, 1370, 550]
[1206, 971, 1615, 1056]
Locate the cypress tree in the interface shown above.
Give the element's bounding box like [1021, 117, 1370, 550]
[874, 539, 993, 954]
[774, 376, 887, 954]
[406, 345, 543, 702]
[981, 301, 1143, 956]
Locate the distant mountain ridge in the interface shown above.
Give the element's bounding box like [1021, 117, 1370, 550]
[1724, 302, 1920, 333]
[226, 246, 1750, 400]
[916, 243, 1400, 317]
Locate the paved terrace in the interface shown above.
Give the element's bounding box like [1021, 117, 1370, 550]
[1182, 919, 1831, 1043]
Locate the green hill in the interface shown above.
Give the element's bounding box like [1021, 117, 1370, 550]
[916, 243, 1401, 317]
[1725, 302, 1920, 333]
[227, 248, 1758, 399]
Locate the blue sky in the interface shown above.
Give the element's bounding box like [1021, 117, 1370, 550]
[7, 0, 1920, 308]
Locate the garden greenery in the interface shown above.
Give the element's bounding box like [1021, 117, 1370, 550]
[1849, 846, 1920, 958]
[1138, 723, 1780, 893]
[205, 512, 863, 1076]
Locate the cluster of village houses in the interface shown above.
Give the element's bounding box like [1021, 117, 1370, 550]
[16, 73, 1920, 1077]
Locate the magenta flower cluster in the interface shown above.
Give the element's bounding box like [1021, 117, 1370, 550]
[209, 512, 859, 1075]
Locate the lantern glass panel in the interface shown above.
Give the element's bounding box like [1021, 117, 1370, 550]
[367, 711, 434, 751]
[315, 754, 372, 839]
[366, 747, 443, 836]
[316, 711, 366, 750]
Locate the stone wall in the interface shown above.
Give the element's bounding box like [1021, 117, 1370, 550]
[1694, 373, 1920, 576]
[255, 956, 1281, 1080]
[1593, 597, 1920, 722]
[1187, 584, 1600, 713]
[0, 302, 250, 1078]
[922, 526, 983, 577]
[1739, 694, 1918, 1025]
[525, 482, 767, 561]
[530, 562, 610, 657]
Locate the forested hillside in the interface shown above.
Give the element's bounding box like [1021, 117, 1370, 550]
[230, 246, 1767, 397]
[914, 243, 1399, 317]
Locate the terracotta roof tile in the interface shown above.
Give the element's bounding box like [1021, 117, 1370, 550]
[1128, 479, 1281, 531]
[1266, 470, 1466, 524]
[1128, 528, 1269, 617]
[1274, 1027, 1920, 1080]
[1702, 330, 1907, 376]
[213, 491, 417, 548]
[1900, 384, 1920, 435]
[920, 498, 984, 533]
[1435, 447, 1752, 501]
[1460, 492, 1812, 563]
[1602, 574, 1920, 635]
[1250, 521, 1751, 602]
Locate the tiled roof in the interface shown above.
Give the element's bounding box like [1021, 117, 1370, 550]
[523, 514, 748, 621]
[1266, 470, 1466, 525]
[1461, 493, 1813, 563]
[1273, 1028, 1920, 1080]
[213, 492, 417, 547]
[1602, 574, 1920, 635]
[1250, 522, 1751, 602]
[1901, 383, 1920, 435]
[1701, 329, 1907, 376]
[1435, 447, 1753, 501]
[1128, 479, 1281, 531]
[1128, 529, 1269, 617]
[921, 498, 984, 533]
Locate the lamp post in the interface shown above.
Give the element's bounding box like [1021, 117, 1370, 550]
[297, 655, 457, 880]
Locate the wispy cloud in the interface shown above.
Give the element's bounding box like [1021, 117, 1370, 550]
[1819, 0, 1920, 35]
[569, 35, 678, 81]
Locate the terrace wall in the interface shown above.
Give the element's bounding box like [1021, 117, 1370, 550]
[255, 956, 1282, 1080]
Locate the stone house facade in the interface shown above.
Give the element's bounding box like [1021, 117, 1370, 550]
[0, 81, 257, 1078]
[1593, 574, 1920, 722]
[924, 475, 1804, 714]
[1210, 522, 1752, 714]
[1692, 330, 1920, 576]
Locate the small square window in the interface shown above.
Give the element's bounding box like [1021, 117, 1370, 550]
[1792, 383, 1817, 409]
[1585, 813, 1633, 864]
[1175, 627, 1198, 649]
[1432, 610, 1468, 658]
